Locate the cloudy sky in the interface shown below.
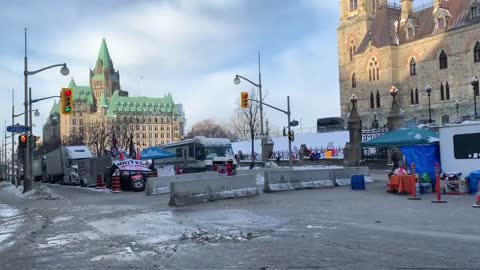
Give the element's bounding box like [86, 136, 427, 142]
[0, 0, 342, 136]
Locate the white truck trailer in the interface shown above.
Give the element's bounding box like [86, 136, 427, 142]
[439, 122, 480, 177]
[45, 146, 93, 184]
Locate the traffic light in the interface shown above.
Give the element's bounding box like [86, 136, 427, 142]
[18, 134, 28, 149]
[240, 92, 249, 109]
[29, 135, 40, 149]
[288, 130, 294, 142]
[61, 88, 74, 115]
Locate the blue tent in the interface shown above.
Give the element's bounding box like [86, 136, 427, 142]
[362, 128, 440, 184]
[140, 147, 175, 160]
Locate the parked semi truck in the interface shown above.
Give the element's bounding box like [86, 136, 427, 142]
[32, 156, 46, 182]
[44, 146, 93, 184]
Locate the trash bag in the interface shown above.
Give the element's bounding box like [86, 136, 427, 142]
[420, 172, 432, 183]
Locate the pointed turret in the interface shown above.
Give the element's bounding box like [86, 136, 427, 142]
[100, 93, 109, 108]
[68, 78, 76, 88]
[97, 38, 113, 69]
[49, 100, 59, 116]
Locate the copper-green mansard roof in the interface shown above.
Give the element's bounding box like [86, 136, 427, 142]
[106, 92, 180, 118]
[97, 38, 113, 69]
[67, 77, 94, 105]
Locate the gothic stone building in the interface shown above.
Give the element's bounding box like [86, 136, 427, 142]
[338, 0, 480, 127]
[43, 39, 185, 153]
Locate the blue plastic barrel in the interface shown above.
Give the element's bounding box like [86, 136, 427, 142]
[351, 175, 365, 190]
[467, 171, 480, 194]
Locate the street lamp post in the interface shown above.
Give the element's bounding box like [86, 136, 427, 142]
[389, 86, 398, 106]
[425, 85, 433, 123]
[234, 53, 264, 163]
[23, 31, 69, 191]
[471, 76, 479, 118]
[23, 28, 69, 192]
[455, 100, 460, 120]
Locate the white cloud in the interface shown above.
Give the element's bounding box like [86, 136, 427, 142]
[0, 1, 342, 139]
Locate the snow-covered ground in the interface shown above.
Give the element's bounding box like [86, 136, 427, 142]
[232, 131, 349, 154]
[0, 186, 24, 252]
[0, 182, 62, 200]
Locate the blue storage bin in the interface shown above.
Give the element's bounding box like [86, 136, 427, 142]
[467, 171, 480, 194]
[351, 175, 365, 190]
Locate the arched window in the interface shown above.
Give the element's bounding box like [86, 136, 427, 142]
[409, 58, 417, 76]
[415, 88, 419, 104]
[350, 0, 358, 11]
[474, 42, 480, 63]
[351, 73, 357, 88]
[410, 88, 414, 104]
[376, 90, 381, 108]
[349, 41, 356, 61]
[440, 83, 445, 101]
[370, 92, 375, 109]
[446, 82, 450, 100]
[439, 50, 448, 70]
[368, 58, 380, 81]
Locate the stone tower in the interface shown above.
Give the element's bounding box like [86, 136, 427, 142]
[89, 38, 121, 107]
[338, 0, 379, 116]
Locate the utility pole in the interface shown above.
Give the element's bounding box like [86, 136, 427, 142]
[11, 89, 15, 185]
[29, 87, 33, 182]
[24, 28, 31, 192]
[287, 96, 292, 168]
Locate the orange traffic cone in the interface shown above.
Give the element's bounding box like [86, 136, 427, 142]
[111, 171, 121, 193]
[95, 175, 105, 189]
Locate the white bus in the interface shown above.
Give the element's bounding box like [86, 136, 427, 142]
[155, 136, 237, 173]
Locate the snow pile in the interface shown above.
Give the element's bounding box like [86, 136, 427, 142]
[19, 185, 63, 200]
[264, 161, 279, 168]
[0, 181, 13, 190]
[179, 228, 254, 244]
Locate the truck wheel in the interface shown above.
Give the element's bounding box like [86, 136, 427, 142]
[80, 179, 86, 187]
[131, 179, 145, 192]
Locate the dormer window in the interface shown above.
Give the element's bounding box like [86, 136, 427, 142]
[434, 8, 452, 31]
[472, 5, 480, 19]
[437, 17, 446, 29]
[407, 27, 415, 39]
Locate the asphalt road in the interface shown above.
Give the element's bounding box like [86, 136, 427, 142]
[0, 178, 479, 270]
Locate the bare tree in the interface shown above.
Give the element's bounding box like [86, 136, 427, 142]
[187, 119, 235, 140]
[85, 117, 111, 157]
[65, 129, 86, 146]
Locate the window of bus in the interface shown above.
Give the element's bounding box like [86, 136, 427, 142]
[203, 147, 234, 159]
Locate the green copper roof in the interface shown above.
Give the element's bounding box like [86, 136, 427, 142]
[97, 38, 113, 69]
[49, 100, 59, 116]
[105, 91, 179, 118]
[67, 84, 94, 106]
[100, 93, 109, 108]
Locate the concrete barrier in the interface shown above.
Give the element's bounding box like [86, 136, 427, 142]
[145, 172, 218, 195]
[263, 169, 334, 192]
[169, 174, 259, 206]
[332, 167, 371, 186]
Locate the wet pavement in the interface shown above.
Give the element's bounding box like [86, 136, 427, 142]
[0, 180, 479, 269]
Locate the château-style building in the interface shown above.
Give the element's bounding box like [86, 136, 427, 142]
[42, 39, 185, 155]
[338, 0, 480, 127]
